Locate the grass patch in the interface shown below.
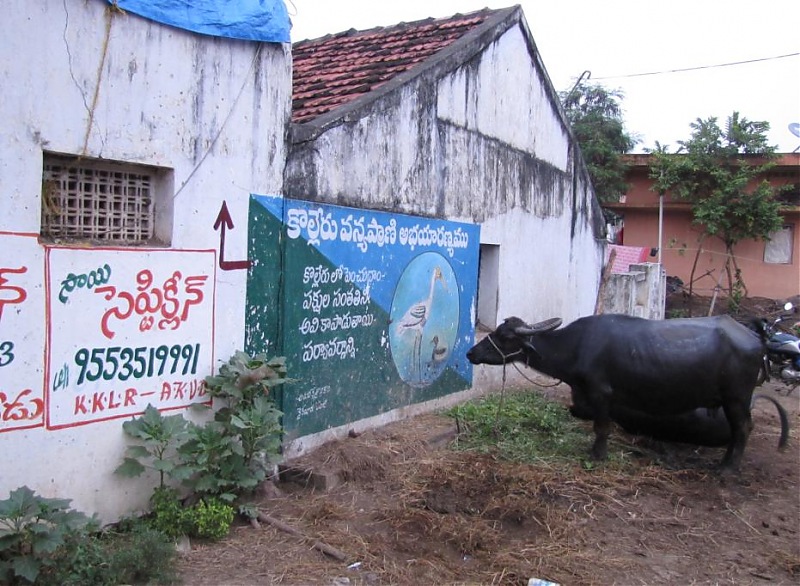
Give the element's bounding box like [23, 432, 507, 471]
[446, 389, 636, 471]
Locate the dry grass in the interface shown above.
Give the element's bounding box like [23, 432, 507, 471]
[177, 391, 799, 586]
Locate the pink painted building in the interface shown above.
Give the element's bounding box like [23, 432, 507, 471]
[605, 153, 800, 300]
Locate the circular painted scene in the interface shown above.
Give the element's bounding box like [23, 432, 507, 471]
[389, 252, 459, 387]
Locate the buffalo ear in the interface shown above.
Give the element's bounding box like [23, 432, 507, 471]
[521, 340, 541, 358]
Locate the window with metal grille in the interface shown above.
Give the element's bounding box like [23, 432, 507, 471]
[41, 153, 172, 245]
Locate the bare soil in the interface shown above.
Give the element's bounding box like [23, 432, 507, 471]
[176, 296, 799, 586]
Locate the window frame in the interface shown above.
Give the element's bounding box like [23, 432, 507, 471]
[41, 152, 173, 246]
[763, 224, 794, 265]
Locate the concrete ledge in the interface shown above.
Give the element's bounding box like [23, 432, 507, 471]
[277, 464, 342, 491]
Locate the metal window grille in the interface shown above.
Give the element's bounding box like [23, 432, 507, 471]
[42, 157, 154, 243]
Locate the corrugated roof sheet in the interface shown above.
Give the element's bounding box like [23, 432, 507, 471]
[291, 9, 496, 123]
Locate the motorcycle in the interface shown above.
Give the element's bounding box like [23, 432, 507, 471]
[756, 302, 800, 392]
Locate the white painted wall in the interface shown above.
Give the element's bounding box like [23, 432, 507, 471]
[437, 24, 570, 172]
[437, 22, 605, 326]
[0, 0, 290, 522]
[284, 12, 606, 444]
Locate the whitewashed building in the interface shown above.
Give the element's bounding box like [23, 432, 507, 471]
[287, 7, 605, 332]
[1, 2, 607, 522]
[0, 0, 291, 521]
[278, 7, 607, 454]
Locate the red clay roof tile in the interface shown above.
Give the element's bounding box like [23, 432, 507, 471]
[291, 9, 496, 123]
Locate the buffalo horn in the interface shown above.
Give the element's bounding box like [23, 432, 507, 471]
[514, 317, 563, 336]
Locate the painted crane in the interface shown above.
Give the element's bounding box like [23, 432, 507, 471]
[396, 266, 446, 382]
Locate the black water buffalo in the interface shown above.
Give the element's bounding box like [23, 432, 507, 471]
[466, 314, 766, 468]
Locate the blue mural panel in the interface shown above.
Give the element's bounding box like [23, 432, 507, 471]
[247, 195, 480, 439]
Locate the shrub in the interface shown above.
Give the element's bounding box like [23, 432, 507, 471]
[0, 486, 94, 585]
[185, 499, 235, 541]
[115, 350, 286, 548]
[147, 486, 191, 539]
[104, 523, 177, 585]
[0, 486, 179, 586]
[117, 351, 285, 504]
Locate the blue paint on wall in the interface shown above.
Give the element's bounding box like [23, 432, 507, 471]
[389, 252, 459, 387]
[247, 194, 480, 438]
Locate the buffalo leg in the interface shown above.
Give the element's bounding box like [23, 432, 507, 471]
[584, 387, 611, 460]
[720, 400, 752, 469]
[591, 415, 611, 460]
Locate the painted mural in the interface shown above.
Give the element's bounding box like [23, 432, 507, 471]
[0, 231, 217, 433]
[389, 252, 459, 387]
[246, 195, 480, 440]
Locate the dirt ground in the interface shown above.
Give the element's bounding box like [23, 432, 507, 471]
[176, 296, 799, 586]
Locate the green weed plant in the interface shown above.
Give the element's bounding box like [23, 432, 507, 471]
[0, 487, 176, 585]
[0, 486, 94, 584]
[448, 389, 634, 470]
[115, 350, 286, 539]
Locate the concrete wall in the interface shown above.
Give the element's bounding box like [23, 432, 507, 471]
[283, 16, 606, 453]
[285, 20, 605, 326]
[603, 263, 666, 319]
[0, 0, 290, 521]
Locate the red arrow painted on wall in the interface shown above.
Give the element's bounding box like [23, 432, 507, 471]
[213, 201, 251, 271]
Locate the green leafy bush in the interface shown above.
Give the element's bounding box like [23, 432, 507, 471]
[50, 530, 108, 586]
[117, 351, 285, 501]
[183, 350, 285, 502]
[204, 351, 289, 410]
[146, 488, 233, 542]
[52, 521, 177, 586]
[103, 522, 178, 585]
[185, 499, 234, 541]
[0, 486, 178, 585]
[115, 350, 286, 543]
[115, 404, 193, 488]
[0, 486, 94, 585]
[147, 486, 191, 539]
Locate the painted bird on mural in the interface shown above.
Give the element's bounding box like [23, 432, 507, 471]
[396, 266, 447, 382]
[430, 335, 449, 363]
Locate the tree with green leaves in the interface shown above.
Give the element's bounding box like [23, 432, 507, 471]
[650, 112, 784, 308]
[560, 82, 637, 203]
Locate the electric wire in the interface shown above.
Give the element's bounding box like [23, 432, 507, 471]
[593, 52, 799, 81]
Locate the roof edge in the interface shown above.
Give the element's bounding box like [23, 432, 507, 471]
[290, 5, 523, 144]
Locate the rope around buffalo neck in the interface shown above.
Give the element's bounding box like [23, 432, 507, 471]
[487, 334, 511, 434]
[485, 334, 563, 434]
[486, 334, 525, 433]
[486, 334, 562, 387]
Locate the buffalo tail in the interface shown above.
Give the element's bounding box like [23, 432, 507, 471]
[751, 392, 790, 449]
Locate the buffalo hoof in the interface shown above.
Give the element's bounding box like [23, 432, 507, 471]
[590, 444, 608, 461]
[716, 463, 740, 477]
[717, 454, 742, 472]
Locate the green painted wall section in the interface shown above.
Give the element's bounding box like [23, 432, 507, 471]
[246, 195, 479, 441]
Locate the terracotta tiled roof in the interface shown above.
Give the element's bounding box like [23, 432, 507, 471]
[291, 9, 498, 124]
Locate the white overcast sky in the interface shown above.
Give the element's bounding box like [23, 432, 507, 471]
[287, 0, 800, 153]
